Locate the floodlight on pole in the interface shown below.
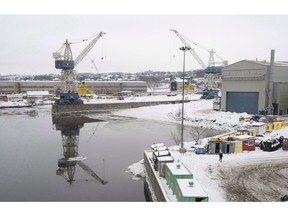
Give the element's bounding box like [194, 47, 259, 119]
[179, 46, 190, 153]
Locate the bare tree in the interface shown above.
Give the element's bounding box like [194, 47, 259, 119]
[188, 124, 207, 145]
[171, 123, 182, 146]
[175, 105, 185, 119]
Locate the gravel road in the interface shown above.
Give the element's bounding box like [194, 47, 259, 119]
[215, 158, 288, 202]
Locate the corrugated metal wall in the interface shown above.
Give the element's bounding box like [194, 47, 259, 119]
[226, 92, 259, 114]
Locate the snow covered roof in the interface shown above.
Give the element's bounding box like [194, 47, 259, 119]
[156, 156, 174, 162]
[249, 122, 266, 126]
[151, 143, 165, 149]
[166, 163, 191, 175]
[176, 179, 208, 197]
[225, 59, 288, 68]
[153, 146, 168, 151]
[153, 150, 170, 157]
[26, 91, 50, 96]
[234, 135, 255, 140]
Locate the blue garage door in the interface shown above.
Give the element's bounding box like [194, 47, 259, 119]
[226, 92, 259, 114]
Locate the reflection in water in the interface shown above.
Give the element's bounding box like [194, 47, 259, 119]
[53, 116, 108, 185]
[25, 109, 39, 117]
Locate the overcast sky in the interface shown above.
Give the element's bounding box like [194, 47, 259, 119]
[1, 1, 288, 75]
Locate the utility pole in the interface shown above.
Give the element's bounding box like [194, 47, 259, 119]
[179, 46, 190, 153]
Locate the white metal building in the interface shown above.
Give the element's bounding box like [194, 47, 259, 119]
[0, 80, 147, 95]
[221, 50, 288, 115]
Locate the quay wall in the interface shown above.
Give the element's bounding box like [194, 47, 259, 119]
[144, 150, 168, 202]
[52, 99, 190, 115]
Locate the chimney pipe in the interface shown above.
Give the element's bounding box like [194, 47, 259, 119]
[267, 49, 275, 115]
[270, 49, 275, 66]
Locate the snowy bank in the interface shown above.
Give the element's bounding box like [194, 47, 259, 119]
[113, 95, 251, 131]
[119, 94, 288, 202]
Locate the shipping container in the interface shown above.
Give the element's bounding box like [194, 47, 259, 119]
[249, 122, 266, 135]
[164, 163, 193, 194]
[175, 179, 208, 202]
[236, 135, 256, 151]
[234, 141, 243, 153]
[153, 156, 174, 177]
[208, 141, 235, 154]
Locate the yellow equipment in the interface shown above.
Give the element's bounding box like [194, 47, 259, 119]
[77, 82, 95, 95]
[184, 83, 194, 91]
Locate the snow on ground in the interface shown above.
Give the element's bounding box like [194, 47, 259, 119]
[128, 147, 288, 202]
[83, 92, 200, 104]
[0, 100, 30, 107]
[119, 93, 288, 203]
[113, 93, 251, 131]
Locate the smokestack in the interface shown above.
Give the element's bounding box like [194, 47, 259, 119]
[270, 49, 275, 66]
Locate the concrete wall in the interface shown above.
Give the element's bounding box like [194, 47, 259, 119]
[144, 150, 168, 202]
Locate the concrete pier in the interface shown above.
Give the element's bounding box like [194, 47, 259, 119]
[52, 99, 191, 115]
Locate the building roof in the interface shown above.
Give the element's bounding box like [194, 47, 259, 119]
[224, 59, 288, 68]
[176, 179, 208, 197]
[247, 60, 288, 67]
[156, 156, 174, 162]
[249, 122, 266, 126]
[234, 135, 255, 140]
[153, 150, 170, 157]
[166, 163, 192, 176]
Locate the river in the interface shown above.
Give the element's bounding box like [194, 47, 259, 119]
[0, 106, 223, 201]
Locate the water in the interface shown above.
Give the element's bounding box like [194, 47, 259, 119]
[0, 106, 223, 201]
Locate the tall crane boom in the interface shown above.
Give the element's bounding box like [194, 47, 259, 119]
[171, 29, 206, 69]
[74, 32, 106, 67]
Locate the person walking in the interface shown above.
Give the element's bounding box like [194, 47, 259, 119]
[219, 152, 223, 162]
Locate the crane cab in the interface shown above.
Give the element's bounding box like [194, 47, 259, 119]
[55, 60, 75, 70]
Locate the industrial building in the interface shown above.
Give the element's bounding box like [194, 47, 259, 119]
[221, 50, 288, 115]
[0, 80, 147, 95]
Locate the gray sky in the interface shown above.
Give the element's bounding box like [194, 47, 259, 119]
[1, 2, 288, 75]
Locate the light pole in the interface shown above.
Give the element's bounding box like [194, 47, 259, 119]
[179, 46, 190, 153]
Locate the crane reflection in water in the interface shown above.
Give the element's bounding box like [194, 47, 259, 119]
[52, 116, 108, 185]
